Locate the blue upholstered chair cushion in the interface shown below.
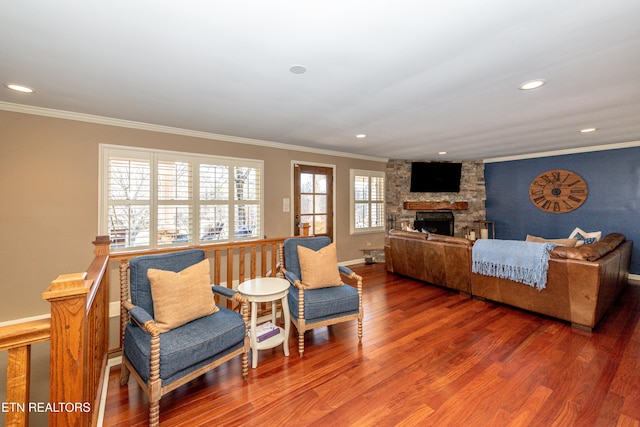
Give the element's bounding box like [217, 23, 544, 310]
[129, 249, 205, 318]
[123, 306, 245, 385]
[287, 284, 359, 323]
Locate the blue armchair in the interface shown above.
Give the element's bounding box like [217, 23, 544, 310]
[279, 237, 363, 356]
[119, 249, 249, 427]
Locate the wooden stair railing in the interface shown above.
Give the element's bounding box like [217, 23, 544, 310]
[0, 319, 51, 427]
[1, 236, 110, 427]
[41, 236, 111, 427]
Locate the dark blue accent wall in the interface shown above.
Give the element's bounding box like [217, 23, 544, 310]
[485, 146, 639, 274]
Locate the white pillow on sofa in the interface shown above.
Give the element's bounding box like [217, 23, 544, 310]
[568, 227, 601, 246]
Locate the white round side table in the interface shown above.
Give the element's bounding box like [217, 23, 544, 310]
[237, 277, 290, 368]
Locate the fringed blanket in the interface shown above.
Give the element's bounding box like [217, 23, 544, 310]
[472, 240, 557, 291]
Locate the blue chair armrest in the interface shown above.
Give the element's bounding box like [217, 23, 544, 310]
[284, 271, 300, 285]
[212, 285, 237, 298]
[338, 265, 354, 276]
[129, 305, 153, 325]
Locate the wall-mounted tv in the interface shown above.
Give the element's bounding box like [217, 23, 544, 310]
[410, 162, 462, 193]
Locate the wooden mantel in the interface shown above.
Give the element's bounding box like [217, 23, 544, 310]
[403, 201, 468, 211]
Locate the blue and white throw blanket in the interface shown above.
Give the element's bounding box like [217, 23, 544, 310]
[472, 240, 557, 291]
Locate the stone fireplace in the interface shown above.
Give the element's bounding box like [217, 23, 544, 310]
[385, 160, 486, 237]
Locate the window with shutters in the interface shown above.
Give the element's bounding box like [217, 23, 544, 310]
[350, 169, 385, 234]
[100, 145, 263, 251]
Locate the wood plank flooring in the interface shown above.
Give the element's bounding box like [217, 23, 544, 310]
[104, 263, 640, 426]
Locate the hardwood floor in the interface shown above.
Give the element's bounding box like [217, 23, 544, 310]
[104, 263, 640, 426]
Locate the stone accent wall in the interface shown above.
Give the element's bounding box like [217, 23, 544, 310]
[385, 160, 486, 237]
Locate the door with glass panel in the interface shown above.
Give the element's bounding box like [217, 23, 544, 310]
[293, 164, 333, 240]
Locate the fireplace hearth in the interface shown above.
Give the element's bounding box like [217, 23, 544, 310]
[414, 211, 454, 236]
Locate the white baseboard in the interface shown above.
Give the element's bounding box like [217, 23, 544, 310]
[109, 301, 120, 318]
[339, 259, 366, 267]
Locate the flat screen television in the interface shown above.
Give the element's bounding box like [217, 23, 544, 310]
[410, 162, 462, 192]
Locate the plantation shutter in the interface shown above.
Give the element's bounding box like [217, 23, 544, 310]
[233, 165, 261, 239]
[107, 155, 151, 248]
[351, 170, 385, 233]
[157, 159, 193, 245]
[101, 145, 263, 251]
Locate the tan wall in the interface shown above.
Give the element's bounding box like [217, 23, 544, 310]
[0, 109, 386, 322]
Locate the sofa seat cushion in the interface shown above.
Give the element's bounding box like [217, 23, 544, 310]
[123, 306, 245, 385]
[287, 284, 359, 323]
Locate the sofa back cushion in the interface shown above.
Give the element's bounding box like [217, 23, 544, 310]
[389, 229, 428, 241]
[551, 233, 626, 261]
[526, 235, 579, 247]
[428, 233, 474, 247]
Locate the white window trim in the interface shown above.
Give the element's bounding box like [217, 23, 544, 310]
[99, 144, 264, 251]
[350, 169, 385, 235]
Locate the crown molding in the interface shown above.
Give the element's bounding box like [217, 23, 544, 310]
[5, 101, 636, 165]
[0, 101, 388, 163]
[484, 140, 640, 163]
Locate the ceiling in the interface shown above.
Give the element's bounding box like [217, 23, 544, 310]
[2, 1, 640, 160]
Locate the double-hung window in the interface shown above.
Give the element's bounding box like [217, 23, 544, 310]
[350, 169, 385, 234]
[100, 145, 263, 251]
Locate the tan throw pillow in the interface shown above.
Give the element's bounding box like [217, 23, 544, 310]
[148, 259, 218, 333]
[297, 243, 343, 289]
[526, 235, 579, 247]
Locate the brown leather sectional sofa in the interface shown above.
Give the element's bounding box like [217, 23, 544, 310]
[385, 230, 473, 295]
[385, 230, 633, 331]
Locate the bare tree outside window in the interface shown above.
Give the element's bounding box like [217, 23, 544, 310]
[200, 164, 229, 240]
[234, 167, 260, 238]
[108, 159, 150, 248]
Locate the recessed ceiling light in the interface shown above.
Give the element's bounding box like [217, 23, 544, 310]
[580, 128, 597, 133]
[289, 65, 307, 74]
[356, 134, 367, 139]
[518, 79, 546, 90]
[5, 83, 34, 93]
[438, 151, 448, 155]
